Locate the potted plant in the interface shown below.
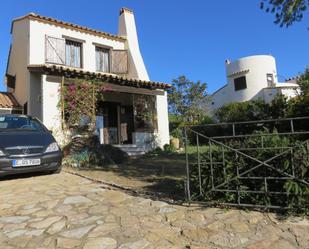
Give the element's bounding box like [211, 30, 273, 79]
[170, 128, 182, 150]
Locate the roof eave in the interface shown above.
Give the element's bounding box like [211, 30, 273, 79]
[11, 13, 126, 42]
[27, 64, 171, 90]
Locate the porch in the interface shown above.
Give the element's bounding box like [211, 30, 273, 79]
[27, 64, 170, 151]
[94, 91, 158, 153]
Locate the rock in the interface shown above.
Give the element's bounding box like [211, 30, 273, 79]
[89, 188, 106, 193]
[246, 240, 274, 249]
[151, 201, 168, 208]
[5, 229, 27, 238]
[47, 220, 66, 234]
[171, 219, 196, 229]
[120, 215, 140, 227]
[207, 220, 225, 230]
[83, 237, 117, 249]
[118, 239, 150, 249]
[29, 216, 62, 229]
[57, 237, 81, 248]
[231, 221, 250, 233]
[63, 196, 91, 204]
[17, 208, 42, 215]
[159, 207, 177, 214]
[270, 239, 297, 249]
[60, 225, 95, 239]
[41, 200, 59, 209]
[22, 204, 35, 210]
[0, 216, 30, 224]
[25, 229, 45, 236]
[182, 228, 208, 242]
[72, 215, 101, 225]
[289, 225, 309, 248]
[208, 232, 241, 248]
[2, 223, 27, 233]
[87, 223, 120, 238]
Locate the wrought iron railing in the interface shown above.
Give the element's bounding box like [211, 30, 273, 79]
[184, 117, 309, 210]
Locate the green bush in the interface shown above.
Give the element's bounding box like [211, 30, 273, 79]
[189, 130, 309, 214]
[63, 136, 128, 168]
[163, 143, 177, 152]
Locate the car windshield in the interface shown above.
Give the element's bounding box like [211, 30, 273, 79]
[0, 116, 45, 131]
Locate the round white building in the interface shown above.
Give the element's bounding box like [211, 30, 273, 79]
[209, 55, 299, 111]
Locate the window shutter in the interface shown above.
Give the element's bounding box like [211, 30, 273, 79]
[111, 50, 128, 74]
[45, 36, 65, 64]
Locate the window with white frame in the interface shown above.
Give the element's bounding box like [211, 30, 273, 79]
[65, 40, 82, 68]
[95, 46, 110, 72]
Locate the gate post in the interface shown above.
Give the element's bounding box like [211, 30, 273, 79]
[184, 127, 191, 203]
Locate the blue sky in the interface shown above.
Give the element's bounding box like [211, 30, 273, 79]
[0, 0, 308, 93]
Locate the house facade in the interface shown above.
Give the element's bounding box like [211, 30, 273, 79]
[209, 55, 300, 111]
[5, 8, 170, 151]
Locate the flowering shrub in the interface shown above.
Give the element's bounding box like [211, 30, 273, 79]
[60, 79, 112, 132]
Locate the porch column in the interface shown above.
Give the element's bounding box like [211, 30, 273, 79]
[156, 91, 170, 147]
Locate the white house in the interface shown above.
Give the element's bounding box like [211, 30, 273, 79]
[209, 55, 300, 111]
[4, 8, 170, 153]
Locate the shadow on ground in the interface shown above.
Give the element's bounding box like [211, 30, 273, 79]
[66, 152, 187, 200]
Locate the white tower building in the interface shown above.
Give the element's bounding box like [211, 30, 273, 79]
[209, 55, 300, 111]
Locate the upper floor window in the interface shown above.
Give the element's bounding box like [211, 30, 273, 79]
[234, 76, 247, 91]
[65, 40, 82, 68]
[267, 73, 274, 87]
[95, 47, 110, 72]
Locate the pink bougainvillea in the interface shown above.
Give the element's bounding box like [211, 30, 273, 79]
[61, 80, 111, 129]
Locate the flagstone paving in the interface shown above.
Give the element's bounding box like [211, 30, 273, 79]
[0, 172, 308, 249]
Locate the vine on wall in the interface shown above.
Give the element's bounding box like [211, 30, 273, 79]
[60, 78, 112, 132]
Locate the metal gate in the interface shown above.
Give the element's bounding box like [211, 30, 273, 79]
[184, 117, 309, 210]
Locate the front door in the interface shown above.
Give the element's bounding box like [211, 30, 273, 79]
[120, 106, 134, 144]
[96, 101, 134, 144]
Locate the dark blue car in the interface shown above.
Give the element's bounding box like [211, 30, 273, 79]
[0, 114, 62, 177]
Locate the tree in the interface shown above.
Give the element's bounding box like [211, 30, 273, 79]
[214, 96, 289, 123]
[297, 68, 309, 96]
[214, 99, 269, 123]
[260, 0, 308, 27]
[168, 76, 209, 124]
[287, 68, 309, 116]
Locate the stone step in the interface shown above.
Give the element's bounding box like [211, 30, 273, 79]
[114, 144, 145, 157]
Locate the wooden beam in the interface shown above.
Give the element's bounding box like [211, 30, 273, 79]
[102, 82, 164, 96]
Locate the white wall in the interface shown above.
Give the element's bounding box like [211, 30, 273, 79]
[29, 73, 42, 119]
[41, 75, 62, 131]
[118, 9, 149, 81]
[29, 20, 125, 71]
[7, 19, 30, 108]
[156, 91, 170, 147]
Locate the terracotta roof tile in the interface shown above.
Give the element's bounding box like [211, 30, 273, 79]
[27, 64, 171, 90]
[0, 92, 21, 109]
[12, 13, 126, 42]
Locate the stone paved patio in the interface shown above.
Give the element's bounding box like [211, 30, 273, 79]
[0, 172, 308, 249]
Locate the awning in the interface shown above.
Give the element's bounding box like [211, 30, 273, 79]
[27, 64, 171, 90]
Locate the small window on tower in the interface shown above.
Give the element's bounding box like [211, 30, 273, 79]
[234, 76, 247, 91]
[267, 74, 274, 87]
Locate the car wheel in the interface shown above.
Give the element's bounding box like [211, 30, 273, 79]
[50, 166, 62, 174]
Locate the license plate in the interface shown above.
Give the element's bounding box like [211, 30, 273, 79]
[12, 159, 41, 167]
